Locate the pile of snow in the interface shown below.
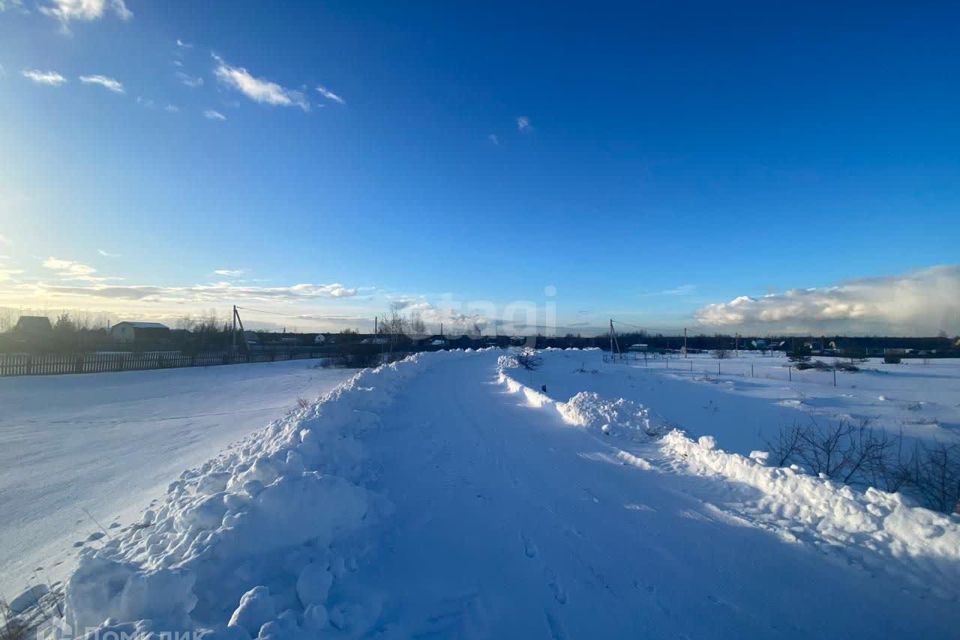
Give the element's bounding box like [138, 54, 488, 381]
[498, 350, 960, 602]
[60, 352, 465, 640]
[558, 392, 666, 439]
[660, 430, 960, 599]
[498, 355, 666, 439]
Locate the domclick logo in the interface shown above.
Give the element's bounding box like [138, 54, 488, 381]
[37, 621, 208, 640]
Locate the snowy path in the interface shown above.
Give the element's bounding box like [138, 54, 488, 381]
[340, 354, 957, 638]
[58, 351, 959, 639]
[0, 361, 354, 600]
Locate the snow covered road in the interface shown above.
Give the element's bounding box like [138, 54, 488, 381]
[57, 351, 960, 639]
[0, 361, 354, 600]
[341, 353, 958, 638]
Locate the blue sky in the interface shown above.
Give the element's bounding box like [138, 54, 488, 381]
[0, 0, 958, 335]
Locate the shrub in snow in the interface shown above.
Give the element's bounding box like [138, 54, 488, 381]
[662, 429, 960, 599]
[764, 419, 960, 514]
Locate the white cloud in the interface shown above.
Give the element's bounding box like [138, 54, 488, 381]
[516, 116, 531, 132]
[31, 280, 359, 303]
[0, 0, 26, 13]
[176, 71, 203, 88]
[694, 265, 960, 336]
[0, 267, 23, 282]
[0, 234, 9, 246]
[97, 249, 119, 257]
[0, 253, 21, 282]
[644, 284, 697, 297]
[214, 55, 309, 110]
[176, 38, 192, 49]
[40, 0, 131, 22]
[79, 74, 124, 93]
[42, 256, 101, 281]
[164, 104, 180, 113]
[204, 109, 226, 121]
[316, 85, 345, 105]
[22, 69, 67, 86]
[488, 134, 499, 145]
[213, 269, 246, 277]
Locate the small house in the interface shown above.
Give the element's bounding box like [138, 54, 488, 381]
[13, 316, 53, 336]
[111, 321, 170, 344]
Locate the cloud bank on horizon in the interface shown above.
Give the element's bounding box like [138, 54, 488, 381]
[0, 248, 956, 335]
[695, 265, 959, 336]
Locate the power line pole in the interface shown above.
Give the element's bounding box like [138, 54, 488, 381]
[683, 327, 688, 358]
[232, 305, 237, 353]
[609, 319, 614, 357]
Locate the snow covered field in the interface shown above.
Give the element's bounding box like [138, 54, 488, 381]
[0, 361, 355, 601]
[44, 349, 959, 640]
[529, 350, 960, 455]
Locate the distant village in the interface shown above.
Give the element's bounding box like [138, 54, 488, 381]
[2, 313, 958, 361]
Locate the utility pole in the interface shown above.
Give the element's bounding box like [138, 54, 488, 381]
[374, 317, 378, 334]
[232, 305, 237, 353]
[683, 327, 688, 358]
[609, 319, 614, 358]
[440, 322, 444, 337]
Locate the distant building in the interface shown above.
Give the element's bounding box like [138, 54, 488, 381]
[628, 343, 649, 352]
[111, 321, 170, 344]
[13, 316, 53, 336]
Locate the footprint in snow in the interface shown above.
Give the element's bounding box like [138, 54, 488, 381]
[546, 569, 567, 604]
[544, 610, 568, 640]
[520, 532, 538, 558]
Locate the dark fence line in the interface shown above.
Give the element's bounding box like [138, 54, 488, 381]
[0, 350, 329, 377]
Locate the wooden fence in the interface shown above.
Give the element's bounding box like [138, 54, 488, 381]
[0, 350, 329, 377]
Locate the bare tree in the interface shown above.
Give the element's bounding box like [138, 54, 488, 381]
[766, 419, 960, 514]
[516, 350, 542, 371]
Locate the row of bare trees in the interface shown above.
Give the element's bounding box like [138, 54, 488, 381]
[766, 419, 960, 513]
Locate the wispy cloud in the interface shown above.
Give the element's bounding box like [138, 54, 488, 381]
[213, 269, 246, 278]
[40, 0, 131, 23]
[316, 85, 345, 105]
[0, 234, 9, 246]
[175, 38, 192, 49]
[176, 71, 204, 88]
[32, 281, 359, 303]
[516, 116, 531, 132]
[644, 284, 697, 297]
[0, 267, 23, 282]
[488, 134, 499, 145]
[164, 104, 180, 113]
[97, 249, 120, 257]
[42, 256, 102, 282]
[22, 69, 67, 86]
[0, 0, 26, 14]
[204, 109, 226, 121]
[213, 55, 309, 110]
[79, 74, 124, 94]
[695, 265, 960, 336]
